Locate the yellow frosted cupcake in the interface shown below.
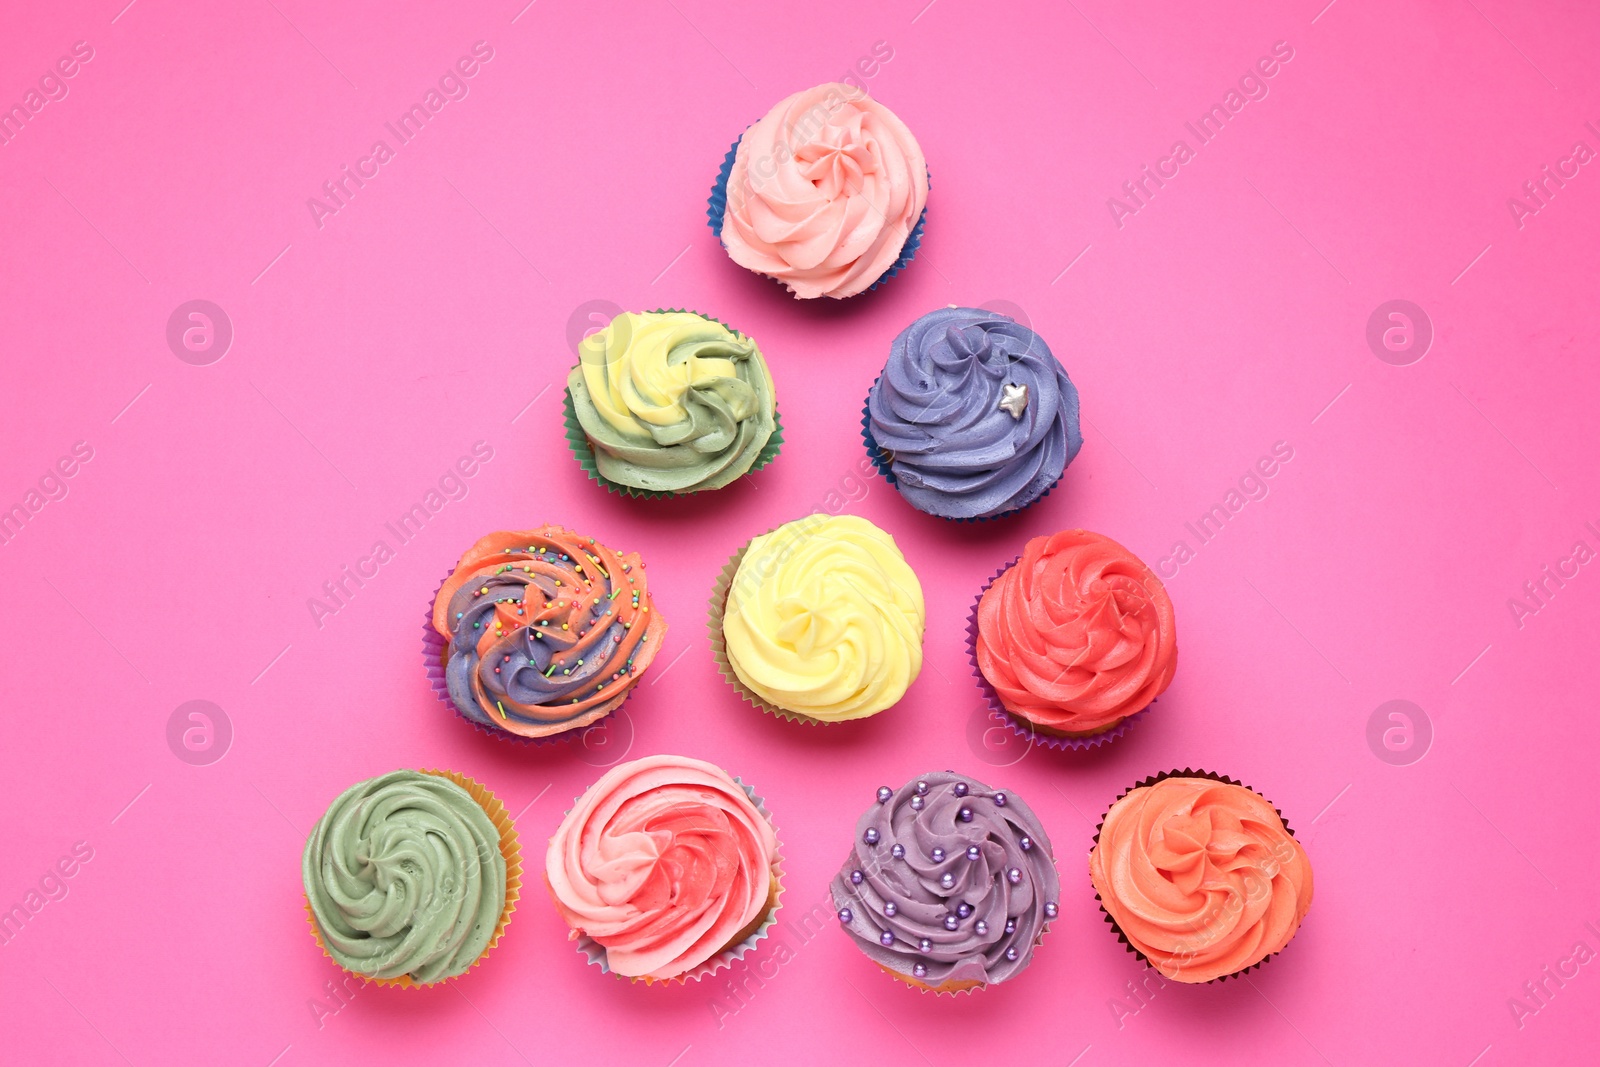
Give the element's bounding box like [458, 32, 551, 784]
[708, 514, 925, 723]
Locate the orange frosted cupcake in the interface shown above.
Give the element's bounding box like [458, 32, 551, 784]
[970, 529, 1175, 749]
[1089, 771, 1313, 983]
[423, 527, 667, 742]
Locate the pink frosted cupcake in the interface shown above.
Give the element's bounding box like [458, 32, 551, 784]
[971, 529, 1176, 748]
[709, 83, 929, 298]
[544, 755, 782, 983]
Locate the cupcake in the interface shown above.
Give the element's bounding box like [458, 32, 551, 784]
[302, 769, 520, 987]
[865, 306, 1083, 521]
[564, 310, 781, 496]
[830, 772, 1059, 993]
[1089, 771, 1314, 983]
[971, 529, 1176, 748]
[709, 82, 929, 298]
[545, 755, 782, 983]
[424, 527, 668, 741]
[709, 514, 924, 723]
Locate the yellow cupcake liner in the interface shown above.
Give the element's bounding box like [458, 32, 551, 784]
[304, 768, 523, 989]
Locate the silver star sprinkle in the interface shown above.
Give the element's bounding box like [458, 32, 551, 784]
[998, 382, 1029, 419]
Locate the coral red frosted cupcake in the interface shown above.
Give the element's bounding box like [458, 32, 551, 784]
[1089, 771, 1313, 983]
[423, 527, 667, 741]
[708, 83, 929, 298]
[545, 755, 782, 983]
[970, 529, 1175, 748]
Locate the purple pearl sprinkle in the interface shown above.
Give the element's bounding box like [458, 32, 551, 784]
[1044, 901, 1059, 918]
[910, 796, 924, 811]
[915, 780, 929, 795]
[920, 938, 932, 952]
[884, 902, 897, 917]
[958, 807, 973, 822]
[1007, 867, 1022, 884]
[1006, 920, 1016, 934]
[975, 920, 989, 936]
[877, 787, 893, 804]
[931, 847, 945, 862]
[967, 845, 981, 861]
[953, 782, 969, 797]
[957, 902, 972, 918]
[994, 792, 1008, 807]
[1006, 947, 1019, 961]
[940, 873, 955, 889]
[851, 869, 864, 885]
[913, 964, 928, 978]
[891, 844, 905, 859]
[864, 828, 879, 846]
[1019, 836, 1032, 851]
[943, 915, 960, 931]
[880, 931, 895, 947]
[838, 908, 853, 924]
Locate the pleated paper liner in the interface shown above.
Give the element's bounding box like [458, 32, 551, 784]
[707, 528, 866, 726]
[965, 557, 1150, 751]
[303, 769, 523, 989]
[562, 308, 784, 499]
[708, 130, 928, 297]
[861, 377, 1065, 523]
[422, 569, 649, 747]
[562, 775, 785, 985]
[1089, 769, 1306, 985]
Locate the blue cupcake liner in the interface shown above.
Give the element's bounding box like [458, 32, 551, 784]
[965, 557, 1150, 750]
[861, 376, 1065, 523]
[708, 131, 927, 297]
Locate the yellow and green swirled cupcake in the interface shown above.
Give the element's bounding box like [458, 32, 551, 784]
[564, 310, 781, 497]
[709, 515, 925, 724]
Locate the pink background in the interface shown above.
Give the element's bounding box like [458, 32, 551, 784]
[4, 0, 1599, 1063]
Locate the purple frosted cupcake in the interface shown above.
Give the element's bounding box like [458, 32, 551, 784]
[865, 307, 1082, 521]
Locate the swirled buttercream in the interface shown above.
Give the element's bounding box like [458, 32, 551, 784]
[568, 312, 777, 493]
[977, 529, 1176, 734]
[830, 772, 1059, 988]
[720, 83, 928, 299]
[303, 770, 509, 984]
[1089, 774, 1313, 983]
[720, 514, 924, 722]
[431, 527, 667, 739]
[545, 755, 780, 981]
[868, 307, 1082, 520]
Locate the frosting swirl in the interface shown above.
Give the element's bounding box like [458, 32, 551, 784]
[568, 312, 777, 493]
[545, 755, 780, 980]
[721, 514, 924, 722]
[303, 770, 508, 984]
[431, 527, 667, 738]
[720, 83, 928, 299]
[830, 772, 1058, 987]
[1089, 774, 1313, 983]
[977, 529, 1176, 734]
[868, 307, 1082, 520]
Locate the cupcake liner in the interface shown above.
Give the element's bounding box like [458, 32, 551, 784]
[422, 570, 632, 747]
[563, 309, 783, 500]
[568, 775, 784, 985]
[861, 377, 1064, 523]
[965, 558, 1150, 751]
[1090, 769, 1302, 984]
[708, 131, 928, 296]
[706, 527, 840, 726]
[304, 768, 523, 989]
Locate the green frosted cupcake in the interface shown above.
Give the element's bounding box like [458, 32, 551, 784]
[565, 310, 781, 497]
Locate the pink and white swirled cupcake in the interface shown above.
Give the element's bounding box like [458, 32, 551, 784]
[709, 83, 929, 299]
[544, 755, 782, 983]
[970, 529, 1177, 748]
[1089, 771, 1314, 983]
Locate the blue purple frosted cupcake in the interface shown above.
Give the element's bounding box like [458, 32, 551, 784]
[864, 307, 1082, 521]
